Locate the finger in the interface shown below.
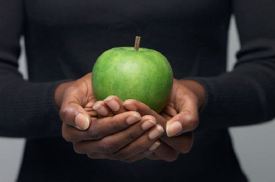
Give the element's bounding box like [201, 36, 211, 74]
[89, 111, 143, 139]
[104, 95, 126, 114]
[92, 101, 113, 117]
[123, 99, 166, 127]
[166, 96, 199, 137]
[85, 110, 98, 118]
[125, 141, 161, 163]
[112, 125, 164, 160]
[161, 113, 172, 120]
[162, 104, 178, 117]
[60, 102, 90, 130]
[123, 99, 191, 153]
[62, 111, 142, 142]
[151, 141, 179, 162]
[161, 132, 194, 154]
[73, 115, 157, 154]
[84, 101, 98, 117]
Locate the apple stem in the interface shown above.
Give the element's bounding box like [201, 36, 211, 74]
[134, 36, 141, 51]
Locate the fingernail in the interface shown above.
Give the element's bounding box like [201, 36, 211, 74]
[141, 120, 156, 131]
[166, 121, 182, 137]
[75, 113, 90, 130]
[123, 100, 137, 111]
[92, 102, 101, 110]
[149, 141, 161, 151]
[93, 102, 108, 116]
[98, 107, 109, 116]
[105, 95, 116, 101]
[105, 99, 120, 112]
[126, 112, 141, 125]
[149, 125, 164, 140]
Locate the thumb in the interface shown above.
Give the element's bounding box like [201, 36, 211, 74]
[60, 102, 91, 130]
[166, 97, 199, 137]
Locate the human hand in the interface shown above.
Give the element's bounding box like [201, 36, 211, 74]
[57, 74, 164, 162]
[55, 73, 95, 130]
[91, 79, 205, 138]
[164, 79, 205, 137]
[93, 96, 193, 161]
[62, 112, 164, 162]
[94, 78, 205, 158]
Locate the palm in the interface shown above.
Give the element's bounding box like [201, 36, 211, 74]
[75, 73, 97, 117]
[160, 79, 185, 119]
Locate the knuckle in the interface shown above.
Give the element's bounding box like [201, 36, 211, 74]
[90, 131, 101, 140]
[59, 106, 75, 123]
[59, 107, 69, 119]
[110, 120, 124, 131]
[111, 95, 120, 101]
[127, 130, 144, 145]
[142, 115, 155, 121]
[127, 131, 138, 141]
[88, 127, 101, 140]
[88, 119, 102, 140]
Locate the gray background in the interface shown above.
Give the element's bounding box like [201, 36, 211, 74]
[0, 18, 275, 182]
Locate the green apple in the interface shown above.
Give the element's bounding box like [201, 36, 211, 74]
[92, 45, 173, 112]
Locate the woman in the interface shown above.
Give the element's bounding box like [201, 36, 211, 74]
[0, 0, 274, 181]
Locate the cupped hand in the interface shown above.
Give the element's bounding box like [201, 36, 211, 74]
[63, 112, 164, 162]
[94, 78, 206, 160]
[164, 79, 205, 137]
[93, 96, 190, 161]
[57, 73, 96, 130]
[56, 74, 164, 162]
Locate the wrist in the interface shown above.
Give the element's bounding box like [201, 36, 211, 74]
[179, 79, 206, 110]
[54, 81, 74, 108]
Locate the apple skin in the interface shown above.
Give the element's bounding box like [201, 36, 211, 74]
[92, 47, 173, 112]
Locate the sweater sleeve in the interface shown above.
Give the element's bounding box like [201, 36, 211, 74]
[0, 0, 62, 138]
[192, 0, 275, 130]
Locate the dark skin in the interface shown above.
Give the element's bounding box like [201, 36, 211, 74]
[56, 73, 205, 162]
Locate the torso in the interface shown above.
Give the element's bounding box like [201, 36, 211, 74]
[19, 0, 247, 181]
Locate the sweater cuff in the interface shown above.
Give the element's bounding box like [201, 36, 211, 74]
[43, 81, 64, 137]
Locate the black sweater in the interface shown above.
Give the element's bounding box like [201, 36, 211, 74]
[0, 0, 275, 181]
